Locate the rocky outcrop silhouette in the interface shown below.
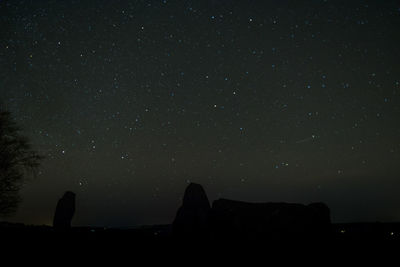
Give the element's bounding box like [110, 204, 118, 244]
[209, 199, 331, 240]
[172, 183, 332, 241]
[53, 191, 76, 231]
[172, 183, 211, 239]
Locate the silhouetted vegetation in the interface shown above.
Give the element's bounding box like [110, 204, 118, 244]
[0, 110, 43, 216]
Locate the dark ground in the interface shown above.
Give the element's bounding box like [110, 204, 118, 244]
[2, 222, 399, 261]
[2, 221, 400, 242]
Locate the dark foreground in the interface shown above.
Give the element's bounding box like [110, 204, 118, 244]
[2, 221, 400, 242]
[3, 185, 399, 253]
[2, 222, 400, 260]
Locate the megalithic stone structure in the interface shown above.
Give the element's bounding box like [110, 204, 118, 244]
[209, 199, 331, 240]
[172, 183, 211, 238]
[53, 191, 76, 231]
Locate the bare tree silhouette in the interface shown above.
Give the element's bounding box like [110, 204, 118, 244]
[0, 110, 43, 216]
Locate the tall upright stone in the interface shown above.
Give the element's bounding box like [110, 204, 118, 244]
[172, 183, 211, 239]
[53, 191, 76, 231]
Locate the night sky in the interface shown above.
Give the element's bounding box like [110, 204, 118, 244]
[1, 0, 400, 227]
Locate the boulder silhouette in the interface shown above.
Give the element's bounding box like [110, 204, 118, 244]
[172, 183, 211, 238]
[53, 191, 76, 231]
[209, 199, 331, 241]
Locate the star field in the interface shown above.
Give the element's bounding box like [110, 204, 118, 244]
[1, 0, 400, 227]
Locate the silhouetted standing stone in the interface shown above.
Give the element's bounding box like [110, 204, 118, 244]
[53, 191, 76, 231]
[172, 183, 211, 239]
